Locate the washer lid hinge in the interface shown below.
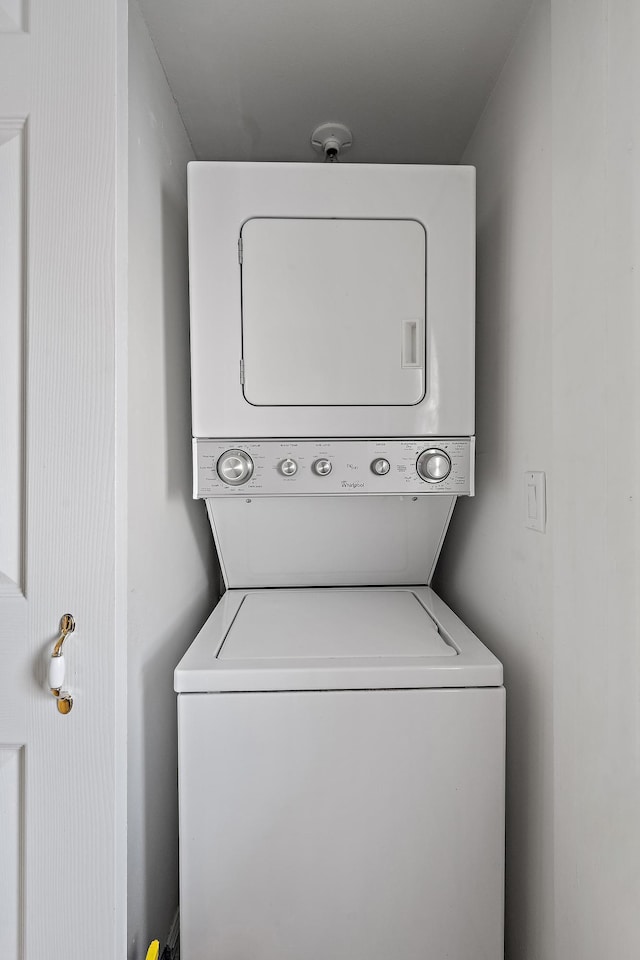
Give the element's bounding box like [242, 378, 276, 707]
[238, 238, 243, 264]
[239, 358, 245, 384]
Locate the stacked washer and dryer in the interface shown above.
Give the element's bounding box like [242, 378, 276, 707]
[176, 162, 505, 960]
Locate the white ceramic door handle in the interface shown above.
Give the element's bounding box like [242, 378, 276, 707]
[49, 614, 75, 715]
[49, 653, 66, 690]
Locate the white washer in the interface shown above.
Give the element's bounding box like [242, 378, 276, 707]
[176, 586, 505, 960]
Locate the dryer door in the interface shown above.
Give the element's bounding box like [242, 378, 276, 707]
[240, 218, 425, 407]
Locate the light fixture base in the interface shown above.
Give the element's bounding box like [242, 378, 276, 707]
[310, 122, 353, 161]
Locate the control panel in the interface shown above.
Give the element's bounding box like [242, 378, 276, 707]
[194, 438, 474, 498]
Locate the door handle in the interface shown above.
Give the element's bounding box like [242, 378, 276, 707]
[49, 614, 76, 715]
[401, 319, 421, 367]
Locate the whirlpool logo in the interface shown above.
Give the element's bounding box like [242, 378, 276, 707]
[341, 481, 365, 489]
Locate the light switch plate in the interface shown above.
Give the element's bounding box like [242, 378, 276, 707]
[525, 471, 546, 532]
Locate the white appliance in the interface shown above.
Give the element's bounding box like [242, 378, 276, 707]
[187, 162, 475, 439]
[176, 162, 505, 960]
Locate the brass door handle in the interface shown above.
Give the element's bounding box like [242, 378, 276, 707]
[49, 614, 76, 714]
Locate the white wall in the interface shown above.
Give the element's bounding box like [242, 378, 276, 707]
[128, 5, 218, 956]
[551, 1, 640, 957]
[437, 0, 640, 957]
[435, 4, 554, 957]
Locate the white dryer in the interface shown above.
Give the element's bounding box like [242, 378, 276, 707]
[187, 162, 475, 440]
[177, 162, 505, 960]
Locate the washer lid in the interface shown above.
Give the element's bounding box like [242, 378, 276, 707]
[174, 586, 504, 692]
[219, 590, 455, 660]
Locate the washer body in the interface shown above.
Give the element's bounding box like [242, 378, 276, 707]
[176, 586, 505, 960]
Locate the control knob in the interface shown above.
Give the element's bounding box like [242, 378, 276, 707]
[279, 458, 298, 476]
[217, 449, 254, 486]
[416, 448, 451, 483]
[371, 458, 391, 476]
[313, 458, 332, 476]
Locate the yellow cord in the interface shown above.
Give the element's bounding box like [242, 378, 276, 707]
[145, 940, 159, 960]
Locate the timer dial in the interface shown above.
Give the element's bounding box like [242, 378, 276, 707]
[217, 449, 254, 485]
[416, 448, 451, 483]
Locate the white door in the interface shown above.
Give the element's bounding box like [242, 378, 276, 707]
[0, 2, 125, 956]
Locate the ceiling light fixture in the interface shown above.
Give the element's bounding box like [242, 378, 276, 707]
[310, 123, 353, 162]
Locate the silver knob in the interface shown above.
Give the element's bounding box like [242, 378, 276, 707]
[371, 458, 391, 476]
[279, 458, 298, 476]
[217, 449, 254, 485]
[313, 458, 332, 476]
[416, 448, 451, 483]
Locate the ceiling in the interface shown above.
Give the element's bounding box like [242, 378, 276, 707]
[138, 0, 533, 164]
